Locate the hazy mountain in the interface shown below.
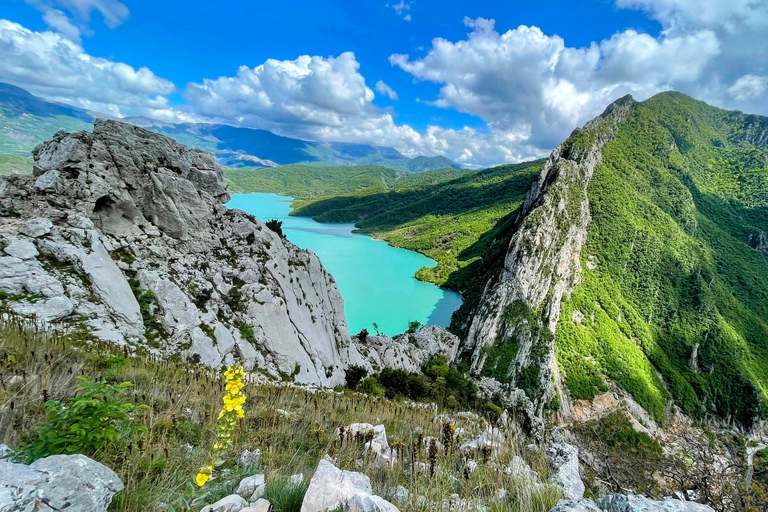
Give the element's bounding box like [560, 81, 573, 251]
[0, 82, 462, 172]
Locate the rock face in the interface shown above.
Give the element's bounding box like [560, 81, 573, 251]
[0, 120, 360, 385]
[344, 325, 461, 374]
[0, 454, 124, 512]
[548, 495, 715, 512]
[460, 95, 637, 433]
[547, 443, 585, 500]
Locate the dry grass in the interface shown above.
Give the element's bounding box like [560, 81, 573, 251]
[0, 317, 560, 512]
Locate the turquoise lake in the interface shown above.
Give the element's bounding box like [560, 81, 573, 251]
[226, 193, 463, 336]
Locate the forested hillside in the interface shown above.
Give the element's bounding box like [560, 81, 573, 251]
[291, 160, 544, 296]
[552, 92, 768, 425]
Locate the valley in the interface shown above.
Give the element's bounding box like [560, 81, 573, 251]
[1, 84, 767, 512]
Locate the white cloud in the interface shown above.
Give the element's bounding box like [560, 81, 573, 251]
[41, 8, 81, 42]
[0, 20, 175, 118]
[388, 1, 412, 21]
[25, 0, 129, 40]
[728, 74, 768, 101]
[375, 80, 398, 100]
[390, 15, 732, 152]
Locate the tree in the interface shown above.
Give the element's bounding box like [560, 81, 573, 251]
[372, 322, 380, 336]
[407, 320, 422, 333]
[357, 328, 369, 342]
[266, 219, 284, 238]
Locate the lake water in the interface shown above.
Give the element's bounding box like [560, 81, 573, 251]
[226, 193, 463, 336]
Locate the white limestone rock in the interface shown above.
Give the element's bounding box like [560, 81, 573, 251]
[0, 454, 123, 512]
[236, 474, 265, 499]
[547, 443, 585, 500]
[201, 494, 249, 512]
[21, 218, 53, 238]
[300, 457, 372, 512]
[595, 494, 715, 512]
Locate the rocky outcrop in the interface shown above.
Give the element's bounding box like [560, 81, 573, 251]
[0, 454, 123, 512]
[748, 229, 767, 252]
[300, 457, 399, 512]
[547, 443, 585, 500]
[550, 495, 715, 512]
[0, 120, 360, 385]
[461, 95, 637, 434]
[345, 325, 461, 373]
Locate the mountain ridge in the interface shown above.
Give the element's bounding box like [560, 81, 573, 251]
[0, 82, 463, 172]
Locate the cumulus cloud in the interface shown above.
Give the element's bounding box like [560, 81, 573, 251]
[615, 0, 768, 111]
[0, 20, 176, 118]
[390, 17, 726, 151]
[728, 74, 768, 101]
[25, 0, 129, 41]
[375, 80, 398, 100]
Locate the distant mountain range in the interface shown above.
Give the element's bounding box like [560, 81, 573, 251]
[0, 82, 462, 172]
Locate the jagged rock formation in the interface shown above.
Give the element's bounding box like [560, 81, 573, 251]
[0, 120, 364, 385]
[345, 325, 461, 374]
[462, 95, 637, 432]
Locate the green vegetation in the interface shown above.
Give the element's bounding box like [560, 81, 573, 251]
[556, 92, 768, 424]
[224, 164, 465, 197]
[14, 377, 147, 463]
[0, 154, 32, 175]
[290, 160, 543, 301]
[262, 478, 310, 512]
[0, 318, 560, 512]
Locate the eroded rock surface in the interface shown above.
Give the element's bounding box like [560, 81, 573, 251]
[0, 454, 123, 512]
[0, 120, 360, 385]
[461, 95, 637, 434]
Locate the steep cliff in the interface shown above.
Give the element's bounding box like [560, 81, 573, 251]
[461, 95, 637, 432]
[0, 120, 361, 385]
[464, 92, 768, 433]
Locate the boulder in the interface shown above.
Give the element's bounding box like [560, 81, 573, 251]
[547, 443, 584, 500]
[0, 454, 123, 512]
[21, 218, 53, 238]
[237, 449, 261, 468]
[462, 426, 504, 456]
[4, 239, 38, 260]
[300, 457, 372, 512]
[596, 494, 714, 512]
[201, 494, 249, 512]
[548, 500, 603, 512]
[243, 499, 273, 512]
[236, 474, 265, 499]
[394, 486, 409, 504]
[506, 455, 539, 482]
[346, 494, 400, 512]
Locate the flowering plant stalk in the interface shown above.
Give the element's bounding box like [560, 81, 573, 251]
[195, 365, 247, 487]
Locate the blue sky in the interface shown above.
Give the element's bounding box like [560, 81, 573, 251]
[1, 0, 767, 166]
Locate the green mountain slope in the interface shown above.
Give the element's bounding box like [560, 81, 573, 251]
[553, 92, 768, 425]
[291, 160, 544, 296]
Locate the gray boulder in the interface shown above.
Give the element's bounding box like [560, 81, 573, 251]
[300, 457, 373, 512]
[0, 454, 123, 512]
[201, 494, 249, 512]
[345, 494, 400, 512]
[244, 499, 273, 512]
[547, 443, 585, 500]
[549, 500, 603, 512]
[236, 474, 265, 500]
[596, 494, 714, 512]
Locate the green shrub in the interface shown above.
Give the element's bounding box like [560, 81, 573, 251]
[406, 320, 422, 333]
[15, 376, 147, 463]
[263, 478, 309, 512]
[344, 365, 367, 390]
[266, 219, 284, 238]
